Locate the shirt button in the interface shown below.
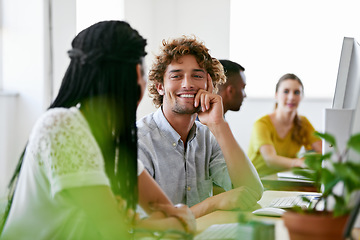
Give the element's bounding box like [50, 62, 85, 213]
[187, 186, 191, 191]
[172, 142, 176, 147]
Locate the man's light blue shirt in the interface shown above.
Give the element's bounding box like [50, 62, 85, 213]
[137, 108, 232, 207]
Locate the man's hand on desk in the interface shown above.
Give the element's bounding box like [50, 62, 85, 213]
[149, 203, 197, 234]
[216, 186, 261, 211]
[190, 186, 261, 218]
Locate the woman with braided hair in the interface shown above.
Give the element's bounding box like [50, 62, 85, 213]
[0, 21, 195, 239]
[248, 73, 322, 177]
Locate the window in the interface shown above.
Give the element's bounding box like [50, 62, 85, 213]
[230, 0, 360, 98]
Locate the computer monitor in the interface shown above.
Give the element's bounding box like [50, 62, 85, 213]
[324, 37, 360, 160]
[324, 37, 360, 229]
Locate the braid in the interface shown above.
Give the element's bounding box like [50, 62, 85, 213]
[292, 114, 306, 145]
[55, 20, 146, 210]
[1, 21, 146, 231]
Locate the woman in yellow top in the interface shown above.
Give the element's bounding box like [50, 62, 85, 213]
[248, 73, 322, 177]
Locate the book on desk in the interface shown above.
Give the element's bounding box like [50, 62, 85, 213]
[260, 170, 316, 192]
[276, 171, 311, 180]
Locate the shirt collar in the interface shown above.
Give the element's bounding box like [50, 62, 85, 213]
[153, 107, 197, 144]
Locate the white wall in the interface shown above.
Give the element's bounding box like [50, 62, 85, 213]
[0, 0, 3, 90]
[0, 0, 76, 197]
[1, 0, 49, 197]
[50, 0, 76, 100]
[0, 92, 18, 196]
[76, 0, 124, 32]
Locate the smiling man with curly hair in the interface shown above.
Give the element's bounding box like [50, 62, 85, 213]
[137, 36, 263, 218]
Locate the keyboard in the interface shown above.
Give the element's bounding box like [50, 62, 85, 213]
[268, 194, 320, 209]
[195, 221, 275, 240]
[195, 223, 238, 240]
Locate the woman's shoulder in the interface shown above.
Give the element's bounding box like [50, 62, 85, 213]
[251, 115, 273, 133]
[255, 114, 272, 124]
[299, 115, 312, 124]
[299, 115, 309, 120]
[38, 107, 76, 121]
[32, 107, 83, 136]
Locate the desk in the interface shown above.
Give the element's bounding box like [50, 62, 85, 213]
[196, 190, 360, 240]
[196, 191, 304, 240]
[261, 172, 316, 192]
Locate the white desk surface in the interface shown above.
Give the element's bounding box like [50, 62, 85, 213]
[195, 190, 321, 240]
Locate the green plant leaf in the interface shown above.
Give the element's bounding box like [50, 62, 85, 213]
[333, 163, 360, 188]
[347, 133, 360, 154]
[300, 196, 311, 203]
[292, 168, 316, 181]
[322, 152, 333, 161]
[296, 131, 360, 217]
[333, 195, 350, 217]
[303, 153, 323, 171]
[315, 131, 337, 148]
[340, 168, 360, 194]
[321, 169, 340, 196]
[290, 205, 307, 213]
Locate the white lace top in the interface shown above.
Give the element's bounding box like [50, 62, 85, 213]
[2, 107, 143, 239]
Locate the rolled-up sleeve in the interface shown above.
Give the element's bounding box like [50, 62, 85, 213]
[209, 136, 232, 191]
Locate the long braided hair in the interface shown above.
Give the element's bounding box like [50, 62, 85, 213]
[1, 21, 146, 231]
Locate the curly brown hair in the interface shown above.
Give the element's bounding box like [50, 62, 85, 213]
[148, 35, 226, 108]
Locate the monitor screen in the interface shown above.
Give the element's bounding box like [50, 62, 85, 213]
[325, 37, 360, 230]
[324, 37, 360, 157]
[333, 37, 360, 111]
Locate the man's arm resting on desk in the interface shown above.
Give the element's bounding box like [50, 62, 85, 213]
[196, 84, 263, 198]
[190, 186, 260, 218]
[195, 117, 263, 218]
[194, 81, 263, 219]
[208, 121, 263, 196]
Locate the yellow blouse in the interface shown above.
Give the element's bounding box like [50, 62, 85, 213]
[248, 115, 320, 177]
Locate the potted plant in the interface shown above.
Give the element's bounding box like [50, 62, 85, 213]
[283, 131, 360, 240]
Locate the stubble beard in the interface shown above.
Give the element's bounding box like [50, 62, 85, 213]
[172, 100, 202, 114]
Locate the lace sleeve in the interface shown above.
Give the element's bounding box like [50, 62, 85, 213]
[32, 108, 110, 196]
